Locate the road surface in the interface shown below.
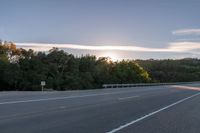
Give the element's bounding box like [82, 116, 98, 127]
[0, 83, 200, 133]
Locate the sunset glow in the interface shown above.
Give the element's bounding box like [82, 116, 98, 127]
[101, 51, 119, 61]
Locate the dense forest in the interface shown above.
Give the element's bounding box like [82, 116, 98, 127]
[0, 41, 200, 91]
[0, 41, 150, 91]
[136, 59, 200, 83]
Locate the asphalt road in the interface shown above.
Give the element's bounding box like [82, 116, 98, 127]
[0, 84, 200, 133]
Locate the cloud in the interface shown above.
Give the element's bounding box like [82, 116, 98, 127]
[172, 28, 200, 35]
[168, 41, 200, 52]
[15, 42, 200, 55]
[16, 43, 168, 52]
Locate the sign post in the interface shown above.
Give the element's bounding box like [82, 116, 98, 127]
[41, 81, 46, 91]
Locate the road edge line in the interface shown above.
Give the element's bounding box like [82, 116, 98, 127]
[107, 92, 200, 133]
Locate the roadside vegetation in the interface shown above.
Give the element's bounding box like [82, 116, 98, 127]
[136, 59, 200, 83]
[0, 41, 150, 91]
[0, 40, 200, 91]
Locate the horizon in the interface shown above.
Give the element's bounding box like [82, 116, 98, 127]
[1, 0, 200, 59]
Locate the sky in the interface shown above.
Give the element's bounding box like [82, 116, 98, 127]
[0, 0, 200, 60]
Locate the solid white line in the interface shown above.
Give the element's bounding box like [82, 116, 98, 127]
[107, 92, 200, 133]
[0, 87, 166, 105]
[118, 96, 139, 100]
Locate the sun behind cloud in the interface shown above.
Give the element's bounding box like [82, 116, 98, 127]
[100, 51, 119, 61]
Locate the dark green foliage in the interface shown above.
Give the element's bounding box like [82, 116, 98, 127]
[1, 41, 200, 91]
[136, 59, 200, 82]
[0, 41, 150, 91]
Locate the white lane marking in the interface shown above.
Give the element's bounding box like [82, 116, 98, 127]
[107, 92, 200, 133]
[0, 87, 167, 105]
[118, 96, 139, 100]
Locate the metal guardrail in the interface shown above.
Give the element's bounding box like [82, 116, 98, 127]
[102, 81, 200, 88]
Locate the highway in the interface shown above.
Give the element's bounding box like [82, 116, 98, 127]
[0, 84, 200, 133]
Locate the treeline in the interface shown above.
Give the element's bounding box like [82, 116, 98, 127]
[0, 41, 150, 91]
[1, 41, 200, 91]
[136, 59, 200, 82]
